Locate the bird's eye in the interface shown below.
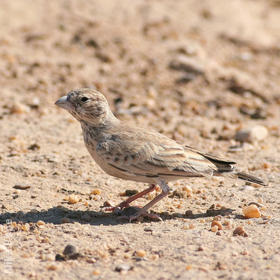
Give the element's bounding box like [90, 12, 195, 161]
[81, 96, 89, 102]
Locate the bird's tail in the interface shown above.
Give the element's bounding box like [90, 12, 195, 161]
[185, 145, 267, 186]
[235, 171, 267, 186]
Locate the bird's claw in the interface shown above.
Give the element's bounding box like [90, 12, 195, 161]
[104, 201, 131, 213]
[117, 206, 162, 222]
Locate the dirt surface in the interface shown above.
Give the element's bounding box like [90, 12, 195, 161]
[0, 1, 280, 279]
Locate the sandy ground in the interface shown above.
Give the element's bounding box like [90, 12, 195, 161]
[0, 0, 280, 279]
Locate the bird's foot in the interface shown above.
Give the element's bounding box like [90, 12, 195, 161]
[104, 201, 131, 214]
[117, 206, 162, 222]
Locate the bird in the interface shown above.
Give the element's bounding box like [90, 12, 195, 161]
[55, 88, 266, 221]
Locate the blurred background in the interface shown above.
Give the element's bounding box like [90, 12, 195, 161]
[1, 0, 279, 142]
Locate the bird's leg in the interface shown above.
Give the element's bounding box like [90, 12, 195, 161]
[118, 180, 170, 222]
[105, 184, 156, 214]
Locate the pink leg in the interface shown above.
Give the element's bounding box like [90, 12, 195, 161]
[118, 190, 170, 222]
[105, 184, 156, 213]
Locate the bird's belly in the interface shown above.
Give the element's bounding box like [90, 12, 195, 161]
[84, 141, 155, 183]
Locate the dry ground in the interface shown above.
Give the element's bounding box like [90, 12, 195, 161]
[0, 1, 280, 279]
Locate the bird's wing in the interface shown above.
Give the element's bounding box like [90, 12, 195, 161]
[96, 127, 231, 178]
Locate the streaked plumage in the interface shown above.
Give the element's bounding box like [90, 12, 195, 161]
[55, 88, 266, 221]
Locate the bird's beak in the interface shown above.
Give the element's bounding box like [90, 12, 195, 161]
[55, 95, 71, 110]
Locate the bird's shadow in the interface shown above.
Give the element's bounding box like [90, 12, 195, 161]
[0, 206, 240, 226]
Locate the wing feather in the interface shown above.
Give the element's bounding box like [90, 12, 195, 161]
[95, 127, 225, 178]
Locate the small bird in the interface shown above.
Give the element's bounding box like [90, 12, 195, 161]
[55, 88, 266, 221]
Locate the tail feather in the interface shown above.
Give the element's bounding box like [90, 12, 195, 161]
[235, 171, 267, 186]
[184, 145, 267, 186]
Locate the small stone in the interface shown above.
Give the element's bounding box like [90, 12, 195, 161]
[235, 126, 268, 143]
[189, 223, 195, 229]
[90, 189, 101, 195]
[102, 200, 113, 207]
[92, 270, 100, 275]
[182, 186, 192, 195]
[242, 205, 261, 218]
[10, 103, 30, 114]
[215, 261, 226, 270]
[115, 264, 133, 272]
[95, 51, 112, 63]
[9, 136, 17, 141]
[28, 143, 40, 151]
[21, 223, 30, 232]
[37, 220, 45, 226]
[86, 257, 97, 264]
[0, 245, 8, 252]
[124, 189, 138, 196]
[185, 265, 192, 271]
[175, 73, 197, 84]
[169, 190, 186, 198]
[223, 220, 231, 229]
[211, 220, 223, 230]
[135, 250, 146, 258]
[240, 185, 255, 191]
[63, 244, 77, 256]
[61, 217, 71, 223]
[185, 210, 194, 217]
[29, 97, 40, 109]
[13, 184, 31, 190]
[169, 55, 205, 76]
[150, 254, 159, 261]
[211, 225, 219, 232]
[66, 195, 79, 204]
[55, 254, 65, 261]
[233, 226, 248, 237]
[47, 264, 57, 271]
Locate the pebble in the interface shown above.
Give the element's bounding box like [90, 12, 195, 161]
[90, 189, 101, 195]
[0, 245, 8, 252]
[211, 220, 223, 230]
[60, 217, 71, 223]
[102, 200, 113, 207]
[37, 220, 45, 226]
[185, 210, 194, 217]
[28, 143, 40, 151]
[169, 189, 187, 198]
[47, 264, 57, 271]
[10, 103, 30, 114]
[182, 186, 192, 195]
[233, 226, 248, 237]
[92, 270, 100, 276]
[169, 55, 205, 76]
[175, 73, 198, 84]
[240, 185, 255, 191]
[242, 205, 261, 218]
[135, 250, 146, 258]
[115, 263, 133, 273]
[124, 189, 138, 196]
[13, 184, 31, 190]
[86, 257, 97, 264]
[66, 195, 79, 204]
[55, 254, 66, 261]
[235, 125, 268, 143]
[63, 244, 77, 256]
[185, 265, 192, 271]
[211, 225, 219, 232]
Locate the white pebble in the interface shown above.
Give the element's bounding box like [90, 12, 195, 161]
[235, 125, 268, 143]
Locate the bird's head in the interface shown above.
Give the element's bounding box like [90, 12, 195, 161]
[55, 88, 116, 126]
